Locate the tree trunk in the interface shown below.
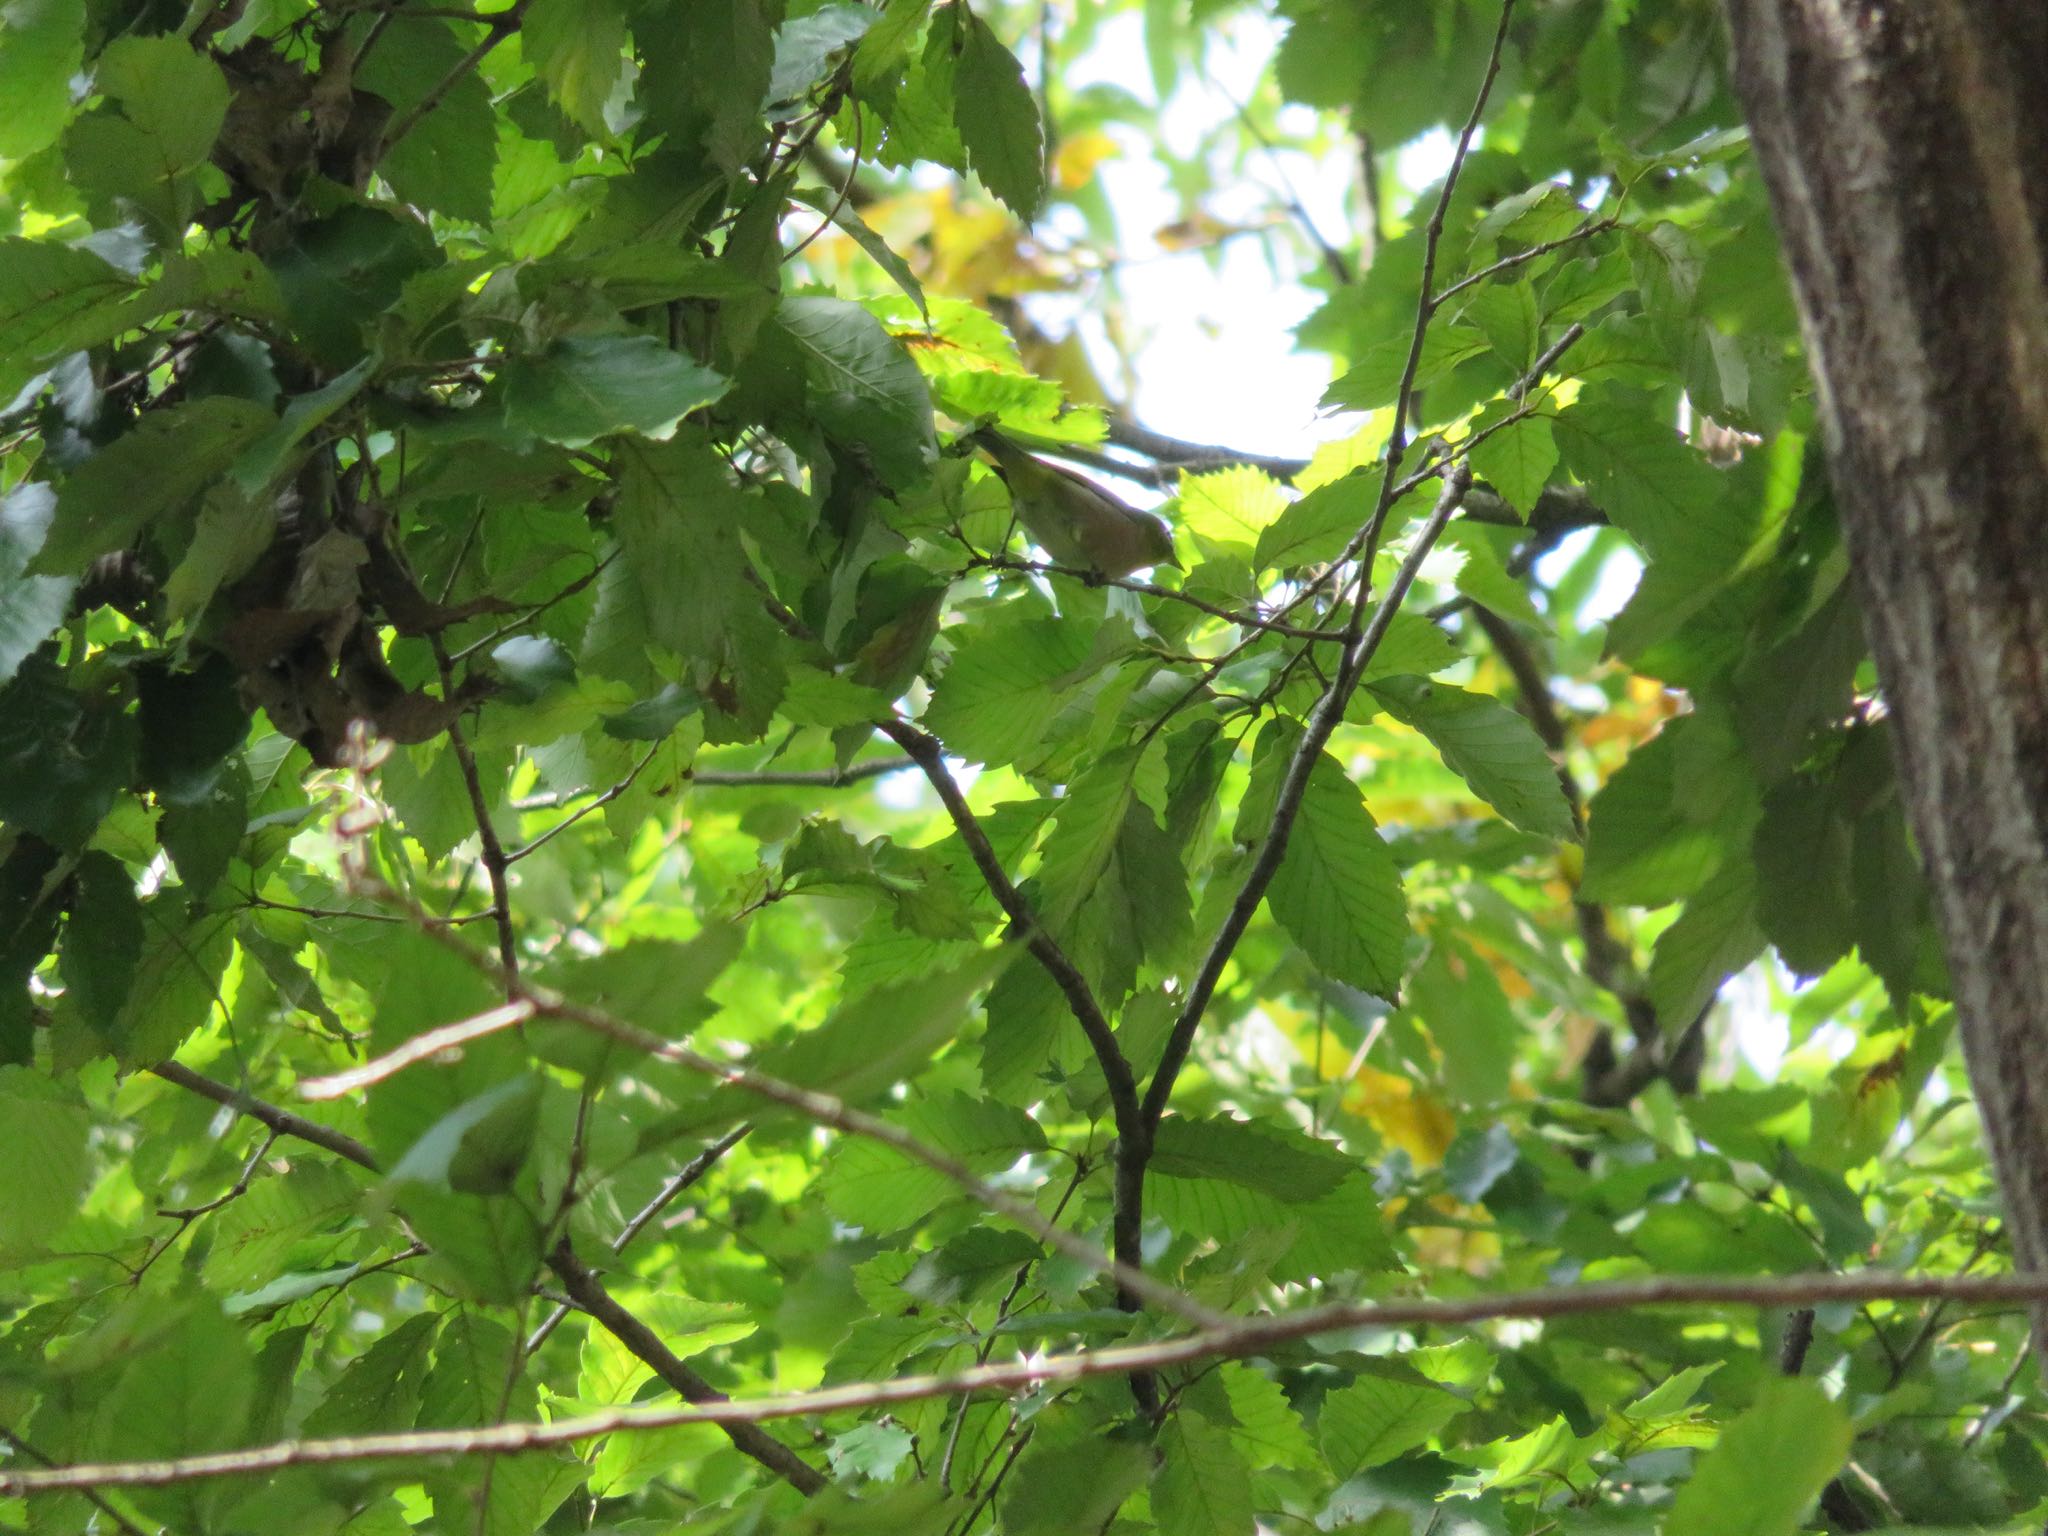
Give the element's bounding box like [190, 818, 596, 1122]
[1721, 1, 2048, 1308]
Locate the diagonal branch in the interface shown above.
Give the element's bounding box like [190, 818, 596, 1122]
[296, 932, 1222, 1329]
[877, 720, 1142, 1141]
[13, 1268, 2048, 1495]
[148, 1063, 823, 1494]
[547, 1245, 826, 1494]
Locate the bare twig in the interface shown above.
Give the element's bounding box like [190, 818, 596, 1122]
[505, 744, 660, 864]
[1099, 416, 1310, 480]
[293, 938, 1220, 1328]
[970, 553, 1346, 640]
[13, 1270, 2048, 1495]
[433, 638, 517, 982]
[875, 722, 1144, 1157]
[149, 1061, 379, 1172]
[372, 3, 526, 163]
[691, 757, 915, 787]
[526, 1126, 751, 1351]
[549, 1246, 827, 1495]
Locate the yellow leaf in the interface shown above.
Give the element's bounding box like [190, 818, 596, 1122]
[1052, 129, 1119, 189]
[1346, 1064, 1457, 1167]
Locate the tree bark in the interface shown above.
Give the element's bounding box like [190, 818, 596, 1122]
[1721, 1, 2048, 1316]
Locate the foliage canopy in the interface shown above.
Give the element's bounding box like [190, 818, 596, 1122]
[0, 0, 2032, 1533]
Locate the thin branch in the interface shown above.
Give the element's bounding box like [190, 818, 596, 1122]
[149, 1061, 379, 1172]
[1137, 465, 1474, 1135]
[14, 1270, 2048, 1494]
[1431, 215, 1619, 309]
[505, 745, 660, 864]
[691, 757, 916, 788]
[970, 553, 1346, 640]
[433, 638, 517, 982]
[293, 940, 1221, 1328]
[548, 1246, 827, 1495]
[148, 1063, 803, 1487]
[1099, 416, 1310, 480]
[301, 1000, 537, 1100]
[372, 3, 526, 163]
[875, 721, 1144, 1148]
[527, 1126, 751, 1351]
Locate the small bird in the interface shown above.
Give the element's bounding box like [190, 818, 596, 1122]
[966, 426, 1180, 578]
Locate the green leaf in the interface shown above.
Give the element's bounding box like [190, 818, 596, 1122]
[304, 1314, 440, 1437]
[1321, 1368, 1468, 1478]
[0, 236, 141, 399]
[1149, 1115, 1350, 1202]
[64, 35, 229, 241]
[95, 1300, 255, 1467]
[0, 655, 137, 849]
[58, 850, 141, 1029]
[1264, 747, 1410, 1001]
[768, 3, 875, 105]
[0, 0, 83, 159]
[951, 8, 1045, 219]
[0, 483, 75, 682]
[522, 0, 627, 134]
[354, 17, 497, 222]
[1649, 856, 1766, 1025]
[33, 398, 275, 573]
[779, 294, 937, 485]
[1254, 472, 1371, 570]
[0, 1067, 91, 1250]
[1664, 1378, 1851, 1536]
[1368, 675, 1576, 839]
[1460, 279, 1540, 370]
[1155, 1410, 1256, 1536]
[1219, 1364, 1318, 1471]
[268, 205, 441, 367]
[1467, 412, 1557, 517]
[1553, 384, 1734, 569]
[756, 946, 1011, 1107]
[1580, 723, 1742, 906]
[924, 615, 1115, 767]
[1360, 614, 1461, 682]
[999, 1430, 1151, 1536]
[205, 1161, 365, 1292]
[1322, 324, 1491, 412]
[1752, 773, 1856, 979]
[499, 335, 731, 447]
[390, 1075, 545, 1196]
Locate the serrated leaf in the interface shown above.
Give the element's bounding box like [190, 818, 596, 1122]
[32, 398, 274, 573]
[1149, 1115, 1350, 1202]
[1155, 1410, 1255, 1536]
[523, 0, 627, 134]
[0, 0, 83, 160]
[499, 335, 730, 447]
[951, 9, 1045, 219]
[1649, 855, 1766, 1023]
[779, 294, 937, 485]
[1467, 413, 1557, 517]
[1664, 1378, 1850, 1536]
[0, 484, 75, 684]
[0, 237, 140, 400]
[1320, 1370, 1467, 1477]
[354, 16, 497, 222]
[1580, 724, 1739, 906]
[1254, 472, 1371, 571]
[1369, 675, 1576, 839]
[0, 1068, 90, 1249]
[924, 615, 1113, 767]
[1220, 1364, 1318, 1470]
[1264, 749, 1410, 1001]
